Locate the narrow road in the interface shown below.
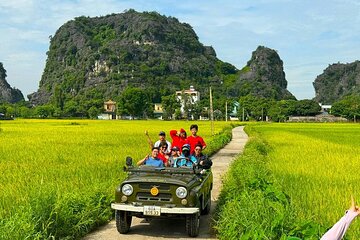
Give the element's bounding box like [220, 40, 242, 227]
[84, 126, 248, 240]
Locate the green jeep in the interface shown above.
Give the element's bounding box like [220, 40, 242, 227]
[111, 158, 213, 237]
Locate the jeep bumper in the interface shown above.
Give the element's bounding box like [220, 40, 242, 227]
[111, 203, 199, 214]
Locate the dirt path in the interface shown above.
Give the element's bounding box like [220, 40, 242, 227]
[83, 126, 248, 240]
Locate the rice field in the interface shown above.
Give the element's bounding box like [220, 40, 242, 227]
[0, 119, 233, 239]
[251, 123, 360, 239]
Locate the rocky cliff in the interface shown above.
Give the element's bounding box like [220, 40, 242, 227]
[313, 61, 360, 104]
[228, 46, 295, 100]
[28, 10, 236, 106]
[0, 62, 24, 103]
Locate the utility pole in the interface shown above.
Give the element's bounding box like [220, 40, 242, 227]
[225, 101, 228, 122]
[209, 87, 214, 135]
[242, 107, 245, 122]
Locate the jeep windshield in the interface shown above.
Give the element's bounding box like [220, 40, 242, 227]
[126, 165, 202, 175]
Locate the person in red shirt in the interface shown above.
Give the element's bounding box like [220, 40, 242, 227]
[186, 124, 206, 154]
[169, 128, 187, 152]
[157, 141, 169, 165]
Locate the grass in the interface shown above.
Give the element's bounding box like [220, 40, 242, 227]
[0, 119, 234, 239]
[215, 123, 360, 240]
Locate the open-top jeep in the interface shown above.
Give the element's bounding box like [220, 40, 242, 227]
[111, 158, 213, 237]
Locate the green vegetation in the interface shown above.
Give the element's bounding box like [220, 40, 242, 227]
[332, 94, 360, 121]
[216, 123, 360, 239]
[237, 97, 321, 121]
[0, 119, 233, 239]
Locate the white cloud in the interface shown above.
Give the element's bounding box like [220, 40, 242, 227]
[1, 0, 360, 100]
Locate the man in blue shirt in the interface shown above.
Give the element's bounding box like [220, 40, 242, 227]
[137, 147, 164, 167]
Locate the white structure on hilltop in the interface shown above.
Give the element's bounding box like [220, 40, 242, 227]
[176, 86, 200, 115]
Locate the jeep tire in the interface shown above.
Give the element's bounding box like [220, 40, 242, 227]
[115, 210, 132, 234]
[186, 212, 200, 237]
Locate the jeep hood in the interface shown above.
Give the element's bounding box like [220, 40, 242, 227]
[123, 173, 199, 187]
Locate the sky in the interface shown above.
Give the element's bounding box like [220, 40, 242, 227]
[1, 0, 360, 100]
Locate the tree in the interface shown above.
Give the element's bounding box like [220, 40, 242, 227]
[63, 100, 78, 117]
[118, 87, 150, 119]
[35, 105, 55, 118]
[161, 94, 180, 120]
[294, 99, 321, 116]
[238, 95, 270, 121]
[88, 106, 101, 119]
[332, 95, 360, 121]
[19, 106, 33, 118]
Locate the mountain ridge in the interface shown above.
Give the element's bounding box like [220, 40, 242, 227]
[28, 10, 296, 110]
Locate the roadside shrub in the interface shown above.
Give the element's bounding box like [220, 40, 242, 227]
[214, 126, 322, 239]
[204, 124, 236, 156]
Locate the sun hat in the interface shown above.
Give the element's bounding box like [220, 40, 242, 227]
[182, 144, 190, 151]
[171, 146, 179, 151]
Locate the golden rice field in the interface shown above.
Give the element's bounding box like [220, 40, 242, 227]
[251, 123, 360, 239]
[0, 119, 233, 239]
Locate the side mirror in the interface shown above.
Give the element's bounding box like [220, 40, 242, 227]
[126, 156, 133, 167]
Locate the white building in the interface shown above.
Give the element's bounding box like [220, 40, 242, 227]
[176, 86, 200, 115]
[319, 103, 332, 114]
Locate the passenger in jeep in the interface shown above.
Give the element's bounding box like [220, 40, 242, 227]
[137, 147, 164, 167]
[168, 146, 180, 167]
[186, 124, 206, 154]
[158, 141, 169, 165]
[193, 144, 212, 169]
[169, 128, 187, 152]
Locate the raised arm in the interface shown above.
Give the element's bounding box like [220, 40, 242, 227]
[144, 130, 154, 150]
[169, 130, 178, 139]
[321, 196, 360, 240]
[137, 155, 149, 166]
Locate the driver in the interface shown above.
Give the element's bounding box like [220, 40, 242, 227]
[173, 144, 197, 167]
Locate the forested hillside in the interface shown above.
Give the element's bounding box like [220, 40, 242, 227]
[27, 10, 296, 118]
[313, 61, 360, 104]
[28, 10, 236, 109]
[230, 46, 295, 100]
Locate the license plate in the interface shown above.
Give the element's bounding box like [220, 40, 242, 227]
[143, 206, 161, 216]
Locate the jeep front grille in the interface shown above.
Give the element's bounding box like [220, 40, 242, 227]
[137, 192, 172, 202]
[138, 183, 170, 190]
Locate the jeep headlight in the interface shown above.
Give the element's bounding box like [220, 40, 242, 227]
[122, 184, 133, 196]
[176, 187, 187, 198]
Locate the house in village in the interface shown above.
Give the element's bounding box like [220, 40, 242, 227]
[153, 103, 164, 119]
[319, 103, 332, 114]
[98, 100, 117, 120]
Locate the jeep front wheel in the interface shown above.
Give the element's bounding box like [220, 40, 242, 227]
[186, 212, 200, 237]
[115, 210, 132, 234]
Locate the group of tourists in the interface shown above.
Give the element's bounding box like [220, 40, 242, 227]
[137, 124, 212, 169]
